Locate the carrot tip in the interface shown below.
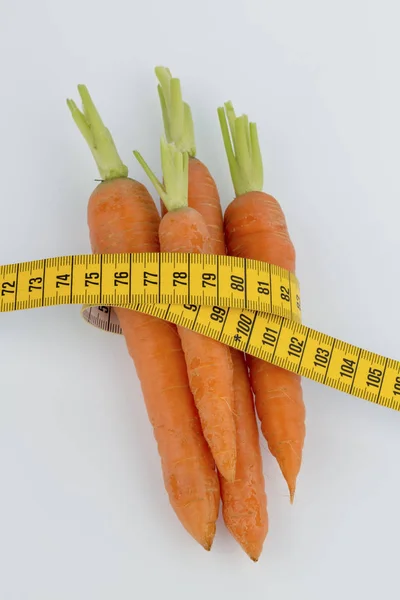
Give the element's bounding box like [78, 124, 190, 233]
[244, 546, 263, 562]
[202, 536, 214, 552]
[289, 487, 296, 504]
[198, 523, 216, 552]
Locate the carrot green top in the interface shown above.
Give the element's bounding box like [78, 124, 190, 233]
[218, 102, 263, 197]
[66, 85, 128, 181]
[155, 66, 196, 158]
[133, 138, 189, 212]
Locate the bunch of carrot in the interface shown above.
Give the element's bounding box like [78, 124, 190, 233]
[67, 67, 305, 561]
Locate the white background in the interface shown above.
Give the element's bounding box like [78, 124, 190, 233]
[0, 0, 399, 598]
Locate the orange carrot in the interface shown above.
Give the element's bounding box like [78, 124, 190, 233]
[218, 101, 306, 502]
[155, 67, 224, 249]
[160, 156, 225, 253]
[160, 207, 236, 482]
[67, 85, 220, 550]
[134, 140, 237, 483]
[221, 349, 268, 561]
[154, 67, 268, 560]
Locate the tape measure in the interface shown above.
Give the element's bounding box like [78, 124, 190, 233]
[2, 252, 400, 412]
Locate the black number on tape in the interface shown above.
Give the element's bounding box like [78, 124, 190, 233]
[56, 274, 70, 288]
[393, 376, 400, 396]
[1, 281, 15, 295]
[366, 367, 383, 389]
[230, 275, 244, 292]
[210, 306, 226, 323]
[340, 358, 356, 379]
[29, 277, 42, 292]
[143, 271, 157, 286]
[85, 272, 100, 286]
[114, 271, 129, 286]
[257, 281, 270, 295]
[236, 313, 253, 337]
[314, 347, 330, 368]
[280, 285, 290, 302]
[173, 272, 188, 286]
[288, 336, 304, 358]
[183, 304, 197, 312]
[262, 326, 278, 347]
[202, 273, 216, 288]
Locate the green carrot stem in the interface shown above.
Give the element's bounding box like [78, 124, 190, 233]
[67, 85, 128, 181]
[217, 101, 263, 196]
[155, 66, 196, 157]
[133, 138, 188, 212]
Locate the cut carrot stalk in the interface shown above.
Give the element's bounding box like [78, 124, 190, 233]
[155, 66, 196, 157]
[134, 140, 237, 483]
[67, 85, 220, 550]
[218, 101, 306, 503]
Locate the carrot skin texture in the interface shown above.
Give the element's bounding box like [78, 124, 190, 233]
[224, 191, 306, 501]
[88, 178, 220, 549]
[220, 349, 268, 561]
[161, 158, 226, 253]
[187, 157, 226, 252]
[224, 192, 295, 270]
[159, 207, 237, 482]
[175, 164, 269, 558]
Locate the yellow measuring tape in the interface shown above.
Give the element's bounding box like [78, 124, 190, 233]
[2, 252, 400, 411]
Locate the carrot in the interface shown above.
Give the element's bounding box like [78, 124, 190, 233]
[155, 67, 225, 253]
[66, 85, 220, 550]
[222, 350, 268, 561]
[152, 67, 268, 560]
[134, 139, 237, 483]
[218, 101, 306, 502]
